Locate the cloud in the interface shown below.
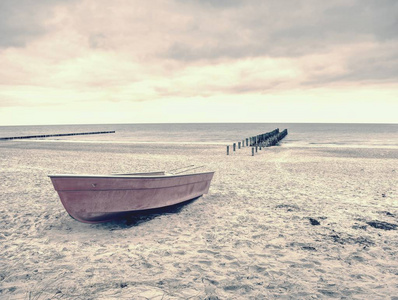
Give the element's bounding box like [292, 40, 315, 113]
[164, 0, 398, 60]
[300, 41, 398, 86]
[342, 48, 398, 82]
[0, 0, 77, 48]
[0, 0, 397, 117]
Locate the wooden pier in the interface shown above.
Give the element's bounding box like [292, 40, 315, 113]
[227, 128, 288, 155]
[0, 131, 115, 141]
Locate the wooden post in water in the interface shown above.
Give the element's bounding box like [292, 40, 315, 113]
[225, 128, 288, 156]
[0, 131, 116, 141]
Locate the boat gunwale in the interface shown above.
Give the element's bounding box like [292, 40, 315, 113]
[48, 171, 215, 179]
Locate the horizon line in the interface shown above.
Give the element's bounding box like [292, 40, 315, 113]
[1, 121, 397, 127]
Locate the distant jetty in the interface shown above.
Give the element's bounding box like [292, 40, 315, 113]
[0, 131, 115, 141]
[226, 128, 288, 155]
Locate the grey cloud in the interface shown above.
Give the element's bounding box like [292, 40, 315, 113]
[347, 53, 398, 82]
[163, 0, 398, 85]
[0, 0, 75, 48]
[166, 0, 398, 60]
[305, 48, 398, 85]
[89, 33, 107, 49]
[324, 0, 398, 41]
[177, 0, 243, 8]
[227, 81, 284, 94]
[166, 42, 261, 61]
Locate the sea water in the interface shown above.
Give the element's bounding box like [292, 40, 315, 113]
[1, 123, 397, 147]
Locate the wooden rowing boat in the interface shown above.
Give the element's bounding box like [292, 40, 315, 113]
[48, 171, 214, 223]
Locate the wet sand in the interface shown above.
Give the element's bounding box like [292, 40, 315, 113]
[0, 141, 397, 299]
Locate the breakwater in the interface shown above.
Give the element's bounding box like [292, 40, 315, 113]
[227, 128, 288, 155]
[0, 131, 115, 140]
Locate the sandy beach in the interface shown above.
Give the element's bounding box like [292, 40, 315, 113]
[1, 140, 397, 299]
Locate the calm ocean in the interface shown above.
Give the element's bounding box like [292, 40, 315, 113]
[0, 123, 397, 148]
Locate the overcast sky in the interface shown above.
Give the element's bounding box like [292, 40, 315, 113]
[0, 0, 397, 125]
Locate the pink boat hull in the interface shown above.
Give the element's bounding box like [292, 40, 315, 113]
[49, 172, 214, 223]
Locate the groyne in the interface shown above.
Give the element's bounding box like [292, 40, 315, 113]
[0, 131, 115, 140]
[227, 128, 288, 155]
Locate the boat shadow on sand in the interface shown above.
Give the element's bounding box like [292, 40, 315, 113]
[95, 197, 199, 229]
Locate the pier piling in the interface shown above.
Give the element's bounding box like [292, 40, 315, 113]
[0, 131, 116, 141]
[226, 128, 288, 156]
